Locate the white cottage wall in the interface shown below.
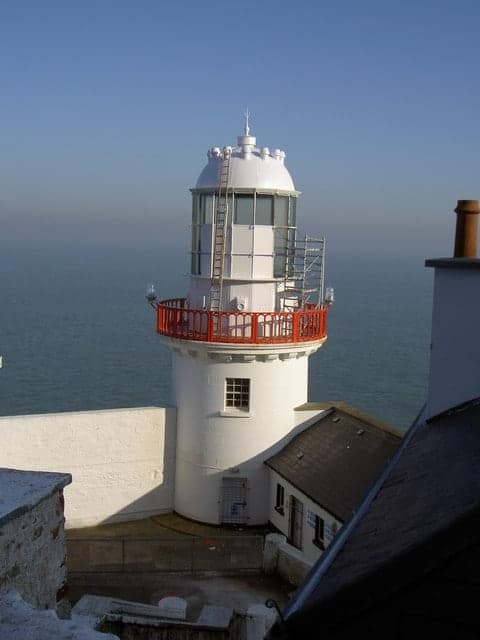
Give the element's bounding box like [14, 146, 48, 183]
[268, 469, 342, 564]
[0, 406, 176, 528]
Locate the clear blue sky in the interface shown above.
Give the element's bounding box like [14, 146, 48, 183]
[1, 0, 479, 256]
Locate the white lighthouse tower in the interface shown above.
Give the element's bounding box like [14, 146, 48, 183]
[152, 115, 330, 525]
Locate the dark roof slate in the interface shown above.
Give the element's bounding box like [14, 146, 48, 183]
[265, 407, 401, 521]
[278, 399, 480, 637]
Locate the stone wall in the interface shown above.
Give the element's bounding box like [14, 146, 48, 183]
[0, 470, 71, 610]
[0, 406, 177, 528]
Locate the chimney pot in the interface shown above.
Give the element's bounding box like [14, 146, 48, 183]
[453, 199, 479, 258]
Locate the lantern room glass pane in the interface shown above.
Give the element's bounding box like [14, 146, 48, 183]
[275, 196, 289, 227]
[234, 194, 254, 225]
[191, 224, 200, 253]
[200, 194, 214, 224]
[192, 194, 200, 225]
[191, 253, 200, 275]
[255, 195, 274, 225]
[289, 197, 297, 227]
[274, 228, 288, 277]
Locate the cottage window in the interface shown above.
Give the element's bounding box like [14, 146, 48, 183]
[275, 483, 285, 515]
[313, 515, 325, 549]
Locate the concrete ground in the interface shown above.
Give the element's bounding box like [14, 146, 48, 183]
[67, 514, 291, 615]
[67, 513, 269, 539]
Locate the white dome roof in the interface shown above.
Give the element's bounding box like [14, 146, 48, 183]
[195, 133, 297, 192]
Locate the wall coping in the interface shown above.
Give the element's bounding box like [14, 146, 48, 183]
[0, 468, 71, 526]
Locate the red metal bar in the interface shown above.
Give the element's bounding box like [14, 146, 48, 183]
[155, 298, 328, 345]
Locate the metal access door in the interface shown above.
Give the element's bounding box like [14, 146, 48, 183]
[288, 495, 304, 549]
[220, 477, 248, 525]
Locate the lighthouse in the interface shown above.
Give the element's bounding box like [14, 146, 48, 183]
[151, 115, 331, 525]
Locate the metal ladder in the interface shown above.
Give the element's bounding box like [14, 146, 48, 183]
[283, 234, 326, 310]
[209, 150, 232, 311]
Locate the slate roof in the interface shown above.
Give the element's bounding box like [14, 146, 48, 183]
[270, 398, 480, 639]
[265, 405, 401, 521]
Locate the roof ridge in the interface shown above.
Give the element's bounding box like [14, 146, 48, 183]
[427, 395, 480, 423]
[296, 401, 403, 438]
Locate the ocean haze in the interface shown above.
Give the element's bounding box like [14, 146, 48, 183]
[0, 231, 432, 431]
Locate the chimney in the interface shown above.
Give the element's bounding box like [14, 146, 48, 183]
[425, 199, 480, 419]
[453, 199, 479, 258]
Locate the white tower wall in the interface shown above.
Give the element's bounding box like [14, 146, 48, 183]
[154, 120, 329, 526]
[172, 346, 310, 525]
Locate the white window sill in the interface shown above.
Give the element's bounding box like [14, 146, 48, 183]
[219, 410, 252, 418]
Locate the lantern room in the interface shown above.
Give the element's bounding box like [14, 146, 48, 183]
[187, 120, 306, 314]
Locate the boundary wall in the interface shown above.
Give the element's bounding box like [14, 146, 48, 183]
[0, 406, 176, 528]
[67, 535, 264, 574]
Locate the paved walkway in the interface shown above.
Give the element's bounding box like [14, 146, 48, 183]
[67, 513, 269, 539]
[66, 514, 290, 612]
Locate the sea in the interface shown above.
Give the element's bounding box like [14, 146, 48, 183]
[0, 238, 433, 432]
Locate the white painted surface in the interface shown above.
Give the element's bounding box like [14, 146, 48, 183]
[189, 222, 280, 312]
[0, 406, 176, 528]
[188, 276, 278, 313]
[196, 133, 296, 192]
[293, 407, 329, 428]
[263, 532, 287, 574]
[262, 532, 313, 586]
[426, 267, 480, 418]
[268, 469, 342, 564]
[277, 541, 315, 586]
[173, 349, 309, 525]
[246, 604, 278, 640]
[157, 597, 187, 620]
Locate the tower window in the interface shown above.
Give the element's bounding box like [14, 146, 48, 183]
[225, 378, 250, 411]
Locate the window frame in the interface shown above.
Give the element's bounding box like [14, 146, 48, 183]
[275, 483, 285, 515]
[224, 378, 250, 412]
[255, 194, 274, 226]
[234, 193, 254, 225]
[313, 514, 325, 550]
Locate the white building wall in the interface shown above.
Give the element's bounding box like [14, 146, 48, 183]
[173, 350, 309, 525]
[268, 469, 342, 564]
[0, 406, 176, 528]
[426, 267, 480, 418]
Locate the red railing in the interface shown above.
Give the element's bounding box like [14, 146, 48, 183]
[156, 298, 328, 345]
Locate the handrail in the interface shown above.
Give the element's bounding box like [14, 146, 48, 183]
[156, 298, 327, 345]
